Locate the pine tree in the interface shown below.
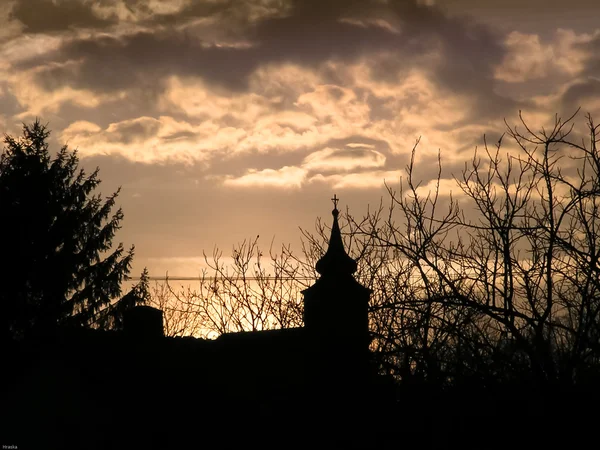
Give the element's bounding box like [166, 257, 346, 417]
[0, 120, 147, 340]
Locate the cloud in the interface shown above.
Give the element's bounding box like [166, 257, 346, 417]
[91, 0, 192, 24]
[0, 1, 22, 41]
[495, 29, 599, 83]
[9, 0, 115, 33]
[9, 0, 507, 107]
[1, 0, 524, 172]
[552, 29, 600, 75]
[61, 119, 101, 136]
[494, 32, 554, 83]
[225, 165, 406, 191]
[61, 116, 246, 164]
[303, 147, 386, 172]
[3, 0, 597, 193]
[6, 62, 116, 118]
[3, 0, 600, 286]
[158, 73, 352, 155]
[48, 54, 504, 174]
[415, 178, 463, 198]
[158, 75, 276, 122]
[0, 33, 64, 66]
[560, 78, 600, 115]
[309, 170, 403, 190]
[223, 166, 307, 189]
[295, 84, 370, 128]
[6, 0, 254, 33]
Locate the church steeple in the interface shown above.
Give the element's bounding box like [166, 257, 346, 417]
[315, 195, 357, 277]
[302, 195, 371, 352]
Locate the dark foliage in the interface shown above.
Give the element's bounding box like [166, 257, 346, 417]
[0, 120, 147, 340]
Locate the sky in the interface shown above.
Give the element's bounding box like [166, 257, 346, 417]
[1, 0, 600, 279]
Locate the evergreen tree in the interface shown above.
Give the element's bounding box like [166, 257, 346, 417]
[0, 120, 147, 340]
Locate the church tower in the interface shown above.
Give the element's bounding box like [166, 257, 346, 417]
[302, 196, 371, 355]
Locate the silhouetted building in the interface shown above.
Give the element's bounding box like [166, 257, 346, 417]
[3, 198, 393, 449]
[303, 199, 371, 371]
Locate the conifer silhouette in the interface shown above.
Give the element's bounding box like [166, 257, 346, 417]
[0, 120, 147, 340]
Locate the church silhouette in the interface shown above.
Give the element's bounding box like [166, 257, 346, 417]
[3, 199, 396, 449]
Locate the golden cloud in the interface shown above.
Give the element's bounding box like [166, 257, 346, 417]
[61, 115, 245, 164]
[223, 166, 307, 189]
[495, 29, 599, 83]
[309, 170, 403, 190]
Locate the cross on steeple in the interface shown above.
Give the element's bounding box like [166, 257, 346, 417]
[331, 194, 339, 210]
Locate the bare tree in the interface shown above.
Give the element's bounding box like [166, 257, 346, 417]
[358, 109, 600, 386]
[148, 109, 600, 388]
[149, 237, 307, 338]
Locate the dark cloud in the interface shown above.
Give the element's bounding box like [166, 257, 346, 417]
[325, 148, 378, 160]
[554, 32, 600, 116]
[0, 83, 24, 118]
[561, 79, 600, 112]
[263, 0, 511, 118]
[106, 118, 161, 144]
[26, 12, 399, 93]
[160, 130, 198, 143]
[16, 0, 509, 119]
[9, 0, 116, 33]
[574, 33, 600, 80]
[7, 0, 286, 40]
[27, 30, 262, 94]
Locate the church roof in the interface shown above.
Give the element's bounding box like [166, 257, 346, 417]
[315, 195, 357, 276]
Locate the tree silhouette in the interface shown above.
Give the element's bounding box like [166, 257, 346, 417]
[0, 120, 147, 340]
[357, 109, 600, 387]
[148, 110, 600, 390]
[149, 237, 305, 337]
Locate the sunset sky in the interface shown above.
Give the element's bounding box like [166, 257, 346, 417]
[1, 0, 600, 278]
